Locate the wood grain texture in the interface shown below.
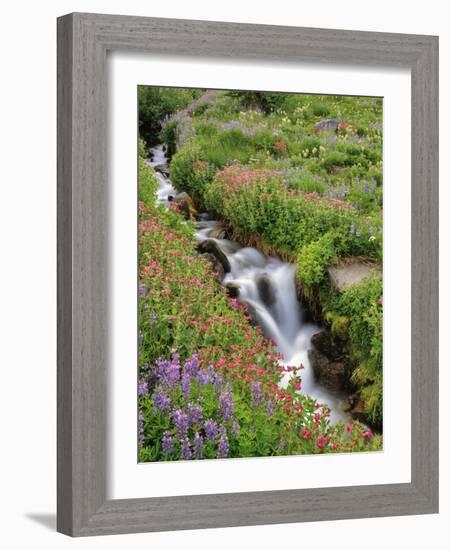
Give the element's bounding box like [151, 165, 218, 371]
[57, 12, 439, 537]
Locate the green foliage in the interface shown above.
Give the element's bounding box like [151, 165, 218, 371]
[138, 137, 148, 158]
[311, 102, 331, 117]
[331, 315, 350, 341]
[335, 275, 383, 424]
[170, 144, 216, 200]
[159, 119, 178, 156]
[138, 86, 202, 146]
[197, 129, 254, 167]
[288, 173, 326, 194]
[138, 157, 158, 206]
[226, 90, 288, 113]
[296, 233, 337, 286]
[321, 150, 351, 172]
[337, 275, 383, 366]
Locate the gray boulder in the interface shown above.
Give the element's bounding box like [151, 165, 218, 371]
[315, 118, 341, 132]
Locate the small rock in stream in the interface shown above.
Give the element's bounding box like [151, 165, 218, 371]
[202, 253, 225, 281]
[256, 273, 276, 307]
[208, 226, 227, 239]
[153, 163, 170, 177]
[197, 239, 231, 274]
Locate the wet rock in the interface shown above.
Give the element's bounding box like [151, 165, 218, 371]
[315, 118, 341, 132]
[309, 330, 352, 392]
[225, 282, 240, 298]
[154, 163, 170, 177]
[197, 239, 231, 273]
[202, 253, 225, 281]
[345, 394, 381, 431]
[349, 397, 368, 423]
[174, 191, 192, 203]
[208, 226, 227, 239]
[308, 349, 347, 390]
[311, 331, 340, 359]
[195, 221, 215, 230]
[256, 273, 275, 307]
[197, 212, 214, 222]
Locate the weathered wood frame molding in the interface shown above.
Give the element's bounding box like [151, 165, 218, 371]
[57, 12, 438, 536]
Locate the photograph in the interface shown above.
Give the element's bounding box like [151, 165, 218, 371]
[137, 87, 383, 461]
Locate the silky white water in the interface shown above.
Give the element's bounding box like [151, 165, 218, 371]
[149, 144, 350, 422]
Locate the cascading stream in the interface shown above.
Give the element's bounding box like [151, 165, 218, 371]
[148, 144, 350, 423]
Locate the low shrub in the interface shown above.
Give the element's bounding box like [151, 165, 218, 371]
[311, 102, 331, 117]
[296, 232, 338, 287]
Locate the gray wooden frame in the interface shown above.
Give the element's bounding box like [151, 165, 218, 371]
[57, 12, 439, 537]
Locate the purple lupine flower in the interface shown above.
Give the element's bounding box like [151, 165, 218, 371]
[138, 331, 143, 345]
[204, 419, 219, 441]
[219, 385, 234, 421]
[193, 432, 204, 459]
[183, 354, 200, 377]
[217, 430, 229, 459]
[266, 399, 274, 417]
[251, 380, 263, 407]
[187, 403, 203, 425]
[153, 390, 171, 413]
[214, 373, 224, 394]
[231, 420, 240, 438]
[138, 378, 148, 397]
[138, 412, 145, 446]
[196, 366, 214, 386]
[180, 438, 192, 460]
[139, 282, 146, 297]
[181, 373, 191, 400]
[155, 355, 180, 388]
[161, 431, 174, 455]
[172, 408, 189, 439]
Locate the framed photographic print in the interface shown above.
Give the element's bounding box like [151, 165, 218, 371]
[57, 13, 438, 536]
